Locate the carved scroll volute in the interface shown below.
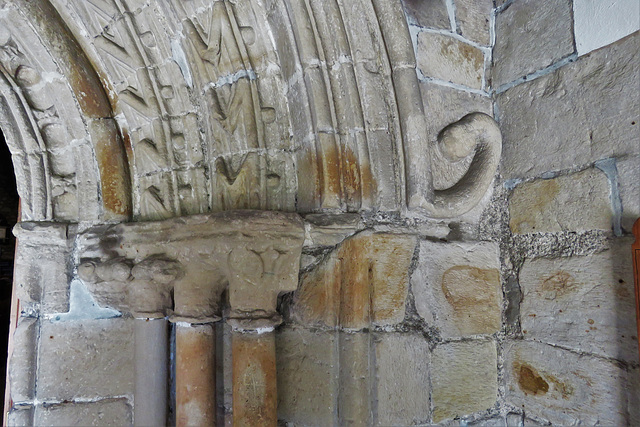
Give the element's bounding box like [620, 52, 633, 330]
[371, 0, 501, 218]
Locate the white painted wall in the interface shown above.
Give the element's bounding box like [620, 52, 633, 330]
[573, 0, 640, 56]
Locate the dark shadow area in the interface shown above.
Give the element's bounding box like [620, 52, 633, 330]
[0, 127, 19, 408]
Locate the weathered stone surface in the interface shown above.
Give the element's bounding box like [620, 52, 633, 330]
[276, 327, 337, 425]
[293, 232, 416, 329]
[520, 239, 637, 363]
[34, 399, 132, 426]
[618, 155, 640, 232]
[498, 33, 640, 179]
[302, 213, 362, 248]
[494, 0, 574, 85]
[431, 340, 498, 422]
[505, 340, 637, 425]
[37, 319, 134, 400]
[509, 169, 612, 234]
[412, 241, 501, 337]
[417, 32, 485, 89]
[232, 332, 277, 426]
[13, 222, 70, 313]
[402, 0, 451, 30]
[8, 317, 37, 403]
[375, 333, 430, 426]
[419, 83, 492, 190]
[455, 0, 492, 46]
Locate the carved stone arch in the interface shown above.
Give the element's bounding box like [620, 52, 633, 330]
[3, 0, 500, 223]
[0, 0, 132, 222]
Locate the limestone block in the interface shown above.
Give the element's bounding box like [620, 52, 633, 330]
[293, 232, 416, 329]
[402, 0, 451, 30]
[493, 0, 574, 86]
[374, 333, 430, 426]
[454, 0, 492, 46]
[338, 332, 371, 426]
[303, 213, 362, 248]
[419, 82, 492, 190]
[8, 317, 37, 403]
[276, 327, 337, 425]
[431, 340, 498, 422]
[417, 32, 484, 89]
[412, 240, 501, 337]
[519, 239, 637, 363]
[509, 169, 612, 234]
[617, 155, 640, 233]
[33, 399, 132, 426]
[498, 33, 639, 179]
[37, 318, 135, 400]
[504, 340, 637, 425]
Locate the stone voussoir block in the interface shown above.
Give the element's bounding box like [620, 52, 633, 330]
[412, 240, 501, 337]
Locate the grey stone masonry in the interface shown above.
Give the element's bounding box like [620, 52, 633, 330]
[498, 32, 639, 179]
[494, 0, 575, 86]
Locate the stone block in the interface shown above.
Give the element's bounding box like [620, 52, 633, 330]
[505, 340, 637, 425]
[493, 0, 574, 86]
[338, 332, 371, 425]
[417, 32, 484, 89]
[293, 232, 416, 329]
[9, 317, 38, 402]
[519, 238, 637, 363]
[37, 318, 135, 400]
[617, 155, 640, 233]
[454, 0, 492, 46]
[431, 340, 498, 422]
[33, 399, 132, 426]
[374, 333, 430, 426]
[402, 0, 451, 30]
[276, 327, 337, 425]
[412, 240, 501, 337]
[498, 33, 640, 179]
[509, 169, 612, 234]
[418, 82, 492, 190]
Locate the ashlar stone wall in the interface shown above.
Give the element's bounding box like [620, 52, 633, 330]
[3, 0, 640, 426]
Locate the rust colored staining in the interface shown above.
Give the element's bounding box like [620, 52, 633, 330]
[232, 332, 277, 426]
[516, 362, 549, 396]
[92, 120, 132, 218]
[176, 324, 216, 427]
[540, 270, 578, 299]
[293, 233, 413, 328]
[441, 265, 501, 334]
[587, 319, 595, 325]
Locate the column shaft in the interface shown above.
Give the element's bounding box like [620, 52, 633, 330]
[134, 318, 169, 427]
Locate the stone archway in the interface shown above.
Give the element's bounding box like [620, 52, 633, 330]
[1, 0, 503, 425]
